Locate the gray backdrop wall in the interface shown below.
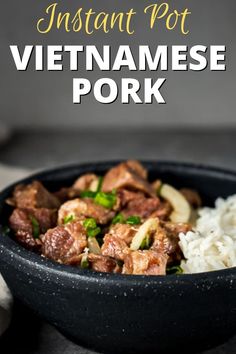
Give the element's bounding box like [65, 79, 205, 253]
[0, 0, 235, 129]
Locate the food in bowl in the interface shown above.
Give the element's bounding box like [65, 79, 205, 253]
[179, 195, 236, 273]
[5, 160, 236, 275]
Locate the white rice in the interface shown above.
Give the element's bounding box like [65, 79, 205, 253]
[179, 194, 236, 273]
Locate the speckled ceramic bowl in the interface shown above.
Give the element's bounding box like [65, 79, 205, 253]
[0, 161, 236, 354]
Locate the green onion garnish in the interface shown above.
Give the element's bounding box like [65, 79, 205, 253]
[80, 191, 97, 199]
[63, 214, 75, 224]
[112, 213, 126, 224]
[126, 216, 141, 225]
[140, 236, 150, 250]
[96, 176, 103, 192]
[111, 214, 141, 225]
[94, 191, 116, 209]
[87, 227, 101, 238]
[166, 265, 183, 275]
[83, 218, 101, 238]
[83, 218, 97, 230]
[29, 216, 40, 239]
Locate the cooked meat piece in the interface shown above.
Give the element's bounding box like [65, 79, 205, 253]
[113, 263, 123, 273]
[117, 188, 171, 221]
[73, 174, 98, 191]
[125, 160, 148, 179]
[9, 181, 60, 209]
[58, 198, 115, 225]
[151, 225, 173, 257]
[9, 208, 57, 250]
[152, 221, 191, 264]
[9, 209, 33, 236]
[114, 189, 145, 210]
[101, 234, 130, 261]
[13, 230, 42, 250]
[102, 161, 155, 197]
[54, 187, 81, 203]
[33, 208, 57, 233]
[41, 222, 87, 264]
[9, 213, 40, 249]
[149, 201, 172, 221]
[65, 253, 85, 266]
[87, 254, 117, 273]
[180, 188, 202, 208]
[109, 223, 138, 245]
[122, 197, 161, 220]
[162, 221, 192, 235]
[9, 208, 57, 235]
[122, 250, 167, 275]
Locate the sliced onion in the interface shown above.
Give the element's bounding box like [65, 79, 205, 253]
[130, 218, 159, 251]
[160, 184, 191, 223]
[88, 237, 101, 255]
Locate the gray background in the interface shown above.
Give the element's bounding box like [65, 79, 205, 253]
[0, 0, 235, 129]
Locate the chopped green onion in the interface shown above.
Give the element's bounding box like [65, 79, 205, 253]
[81, 254, 89, 269]
[80, 190, 97, 199]
[96, 176, 103, 192]
[83, 218, 97, 230]
[29, 216, 40, 239]
[94, 191, 116, 209]
[140, 236, 150, 250]
[166, 265, 183, 275]
[112, 213, 126, 224]
[83, 218, 101, 238]
[112, 214, 141, 226]
[87, 227, 101, 238]
[80, 177, 103, 199]
[63, 214, 75, 224]
[126, 216, 141, 225]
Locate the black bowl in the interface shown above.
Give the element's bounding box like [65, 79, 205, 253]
[0, 161, 236, 354]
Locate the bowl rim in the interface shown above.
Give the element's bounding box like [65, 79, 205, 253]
[1, 159, 236, 286]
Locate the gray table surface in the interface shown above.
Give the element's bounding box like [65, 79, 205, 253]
[0, 128, 236, 354]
